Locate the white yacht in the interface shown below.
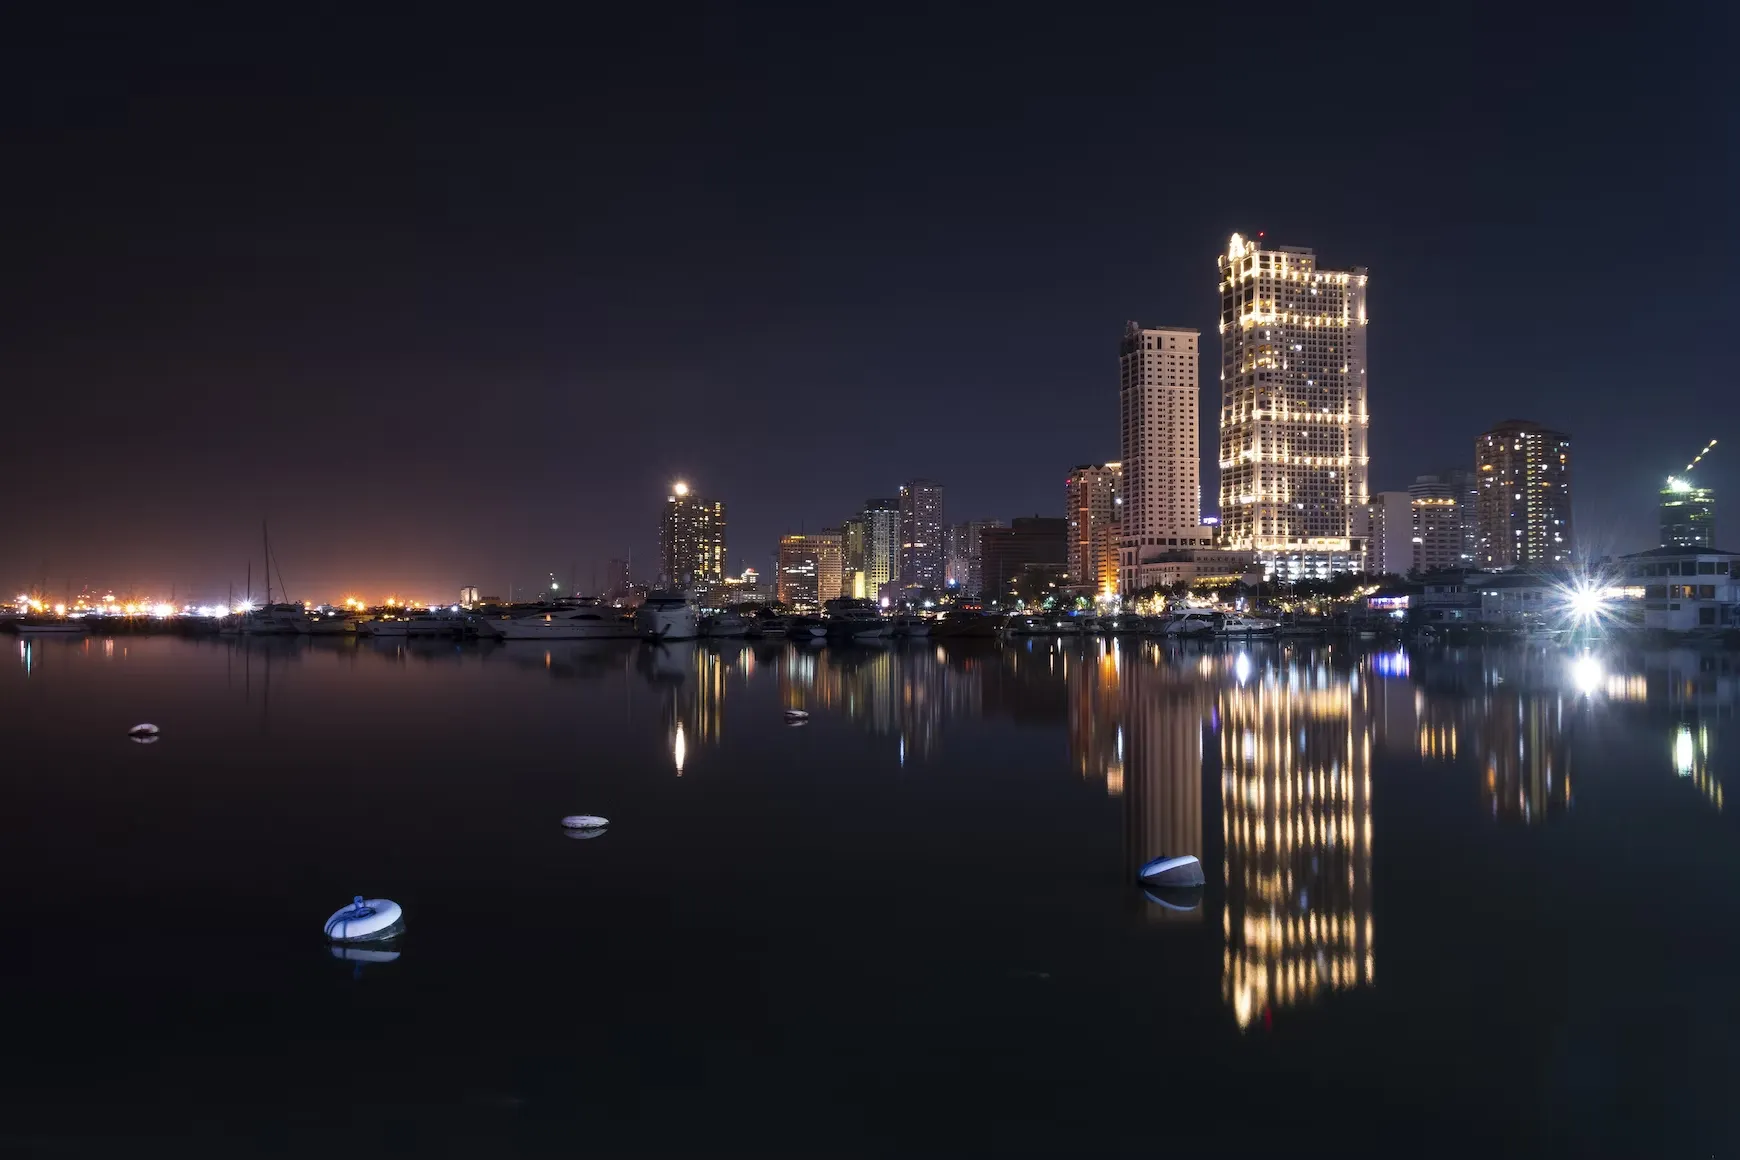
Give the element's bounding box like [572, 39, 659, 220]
[1218, 614, 1279, 636]
[296, 611, 360, 635]
[481, 602, 637, 640]
[700, 611, 750, 638]
[888, 615, 931, 638]
[361, 610, 469, 637]
[636, 592, 699, 641]
[824, 598, 888, 639]
[1162, 611, 1219, 638]
[223, 604, 303, 636]
[13, 617, 89, 634]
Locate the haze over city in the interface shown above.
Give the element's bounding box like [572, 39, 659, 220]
[4, 8, 1731, 602]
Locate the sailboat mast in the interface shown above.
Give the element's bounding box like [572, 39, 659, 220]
[263, 521, 273, 606]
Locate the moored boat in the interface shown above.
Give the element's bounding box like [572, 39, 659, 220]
[636, 592, 700, 641]
[824, 598, 888, 639]
[480, 601, 636, 641]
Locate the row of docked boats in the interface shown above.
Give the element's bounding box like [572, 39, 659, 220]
[1004, 610, 1280, 638]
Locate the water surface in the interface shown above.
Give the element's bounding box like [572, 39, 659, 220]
[1, 633, 1734, 1155]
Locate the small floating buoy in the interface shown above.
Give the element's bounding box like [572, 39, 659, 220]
[128, 723, 160, 743]
[784, 709, 809, 724]
[1137, 854, 1205, 888]
[560, 815, 609, 830]
[324, 895, 404, 943]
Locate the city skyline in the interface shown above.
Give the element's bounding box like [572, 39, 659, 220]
[4, 12, 1730, 599]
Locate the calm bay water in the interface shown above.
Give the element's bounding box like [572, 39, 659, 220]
[1, 632, 1735, 1155]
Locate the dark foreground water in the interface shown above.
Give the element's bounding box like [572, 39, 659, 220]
[1, 632, 1735, 1156]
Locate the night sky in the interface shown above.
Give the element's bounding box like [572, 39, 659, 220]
[5, 7, 1733, 601]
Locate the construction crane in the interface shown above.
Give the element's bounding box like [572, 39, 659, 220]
[1667, 439, 1718, 493]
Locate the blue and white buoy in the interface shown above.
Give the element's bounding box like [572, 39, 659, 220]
[324, 896, 404, 943]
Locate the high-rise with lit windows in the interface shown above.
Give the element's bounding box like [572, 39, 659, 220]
[898, 480, 945, 589]
[1118, 324, 1206, 593]
[1066, 461, 1123, 597]
[1217, 234, 1370, 579]
[660, 482, 726, 591]
[862, 498, 901, 596]
[1474, 420, 1573, 568]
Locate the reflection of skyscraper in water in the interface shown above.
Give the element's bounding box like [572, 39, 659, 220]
[1220, 662, 1374, 1029]
[1480, 693, 1572, 823]
[1672, 722, 1723, 812]
[1067, 643, 1126, 796]
[779, 645, 973, 760]
[1120, 653, 1212, 925]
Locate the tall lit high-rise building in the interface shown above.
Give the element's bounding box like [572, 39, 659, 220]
[815, 528, 845, 603]
[862, 498, 901, 597]
[1661, 478, 1715, 548]
[1217, 233, 1370, 579]
[944, 519, 1002, 595]
[776, 532, 842, 608]
[660, 482, 726, 591]
[841, 519, 867, 597]
[1411, 470, 1480, 566]
[1066, 462, 1123, 597]
[1474, 420, 1573, 568]
[1118, 324, 1207, 593]
[898, 480, 945, 588]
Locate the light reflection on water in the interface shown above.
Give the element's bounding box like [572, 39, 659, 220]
[3, 629, 1735, 1147]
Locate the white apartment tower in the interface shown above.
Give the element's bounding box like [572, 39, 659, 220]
[1217, 233, 1370, 579]
[1118, 323, 1206, 593]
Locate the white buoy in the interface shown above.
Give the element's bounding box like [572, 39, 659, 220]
[561, 815, 609, 830]
[1137, 854, 1206, 888]
[324, 896, 404, 943]
[784, 709, 809, 724]
[128, 723, 160, 743]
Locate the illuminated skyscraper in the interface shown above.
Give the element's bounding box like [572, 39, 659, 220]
[660, 482, 726, 590]
[1217, 233, 1370, 579]
[898, 480, 945, 588]
[944, 519, 1001, 595]
[1660, 478, 1715, 548]
[841, 519, 867, 597]
[1474, 420, 1573, 568]
[1066, 462, 1123, 597]
[1118, 324, 1206, 593]
[776, 531, 843, 607]
[862, 498, 901, 596]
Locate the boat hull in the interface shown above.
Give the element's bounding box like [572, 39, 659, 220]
[637, 607, 699, 641]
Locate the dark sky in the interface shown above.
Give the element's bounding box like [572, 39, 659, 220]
[4, 5, 1734, 601]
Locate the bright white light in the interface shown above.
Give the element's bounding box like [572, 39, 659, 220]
[1234, 653, 1252, 685]
[151, 602, 175, 618]
[1667, 476, 1691, 494]
[450, 604, 459, 612]
[233, 601, 254, 614]
[673, 481, 690, 497]
[1673, 726, 1696, 776]
[1570, 653, 1603, 695]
